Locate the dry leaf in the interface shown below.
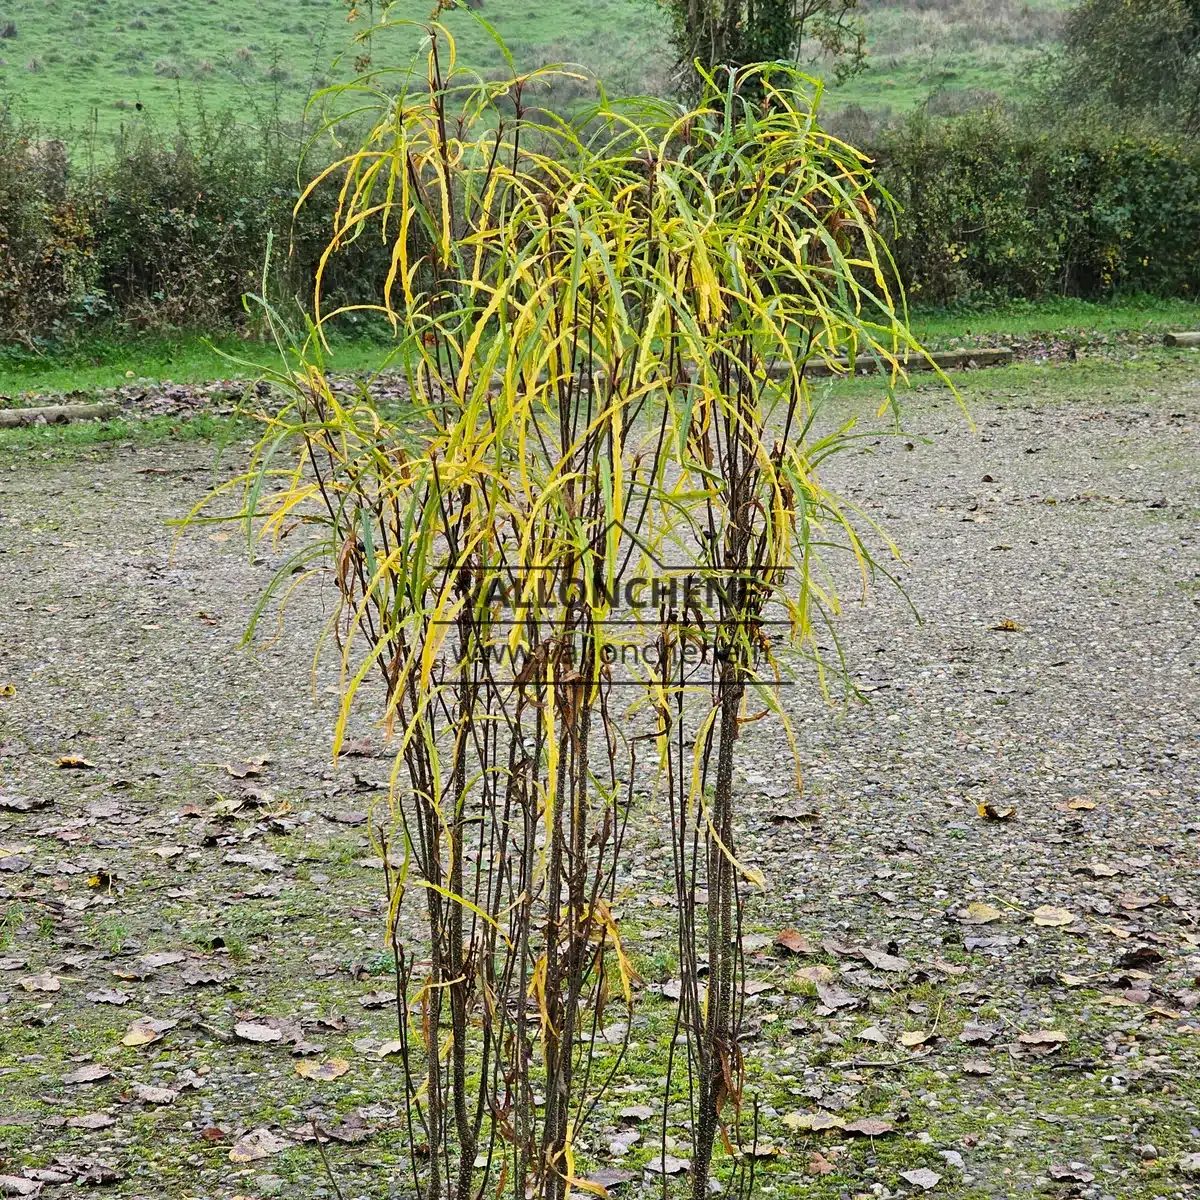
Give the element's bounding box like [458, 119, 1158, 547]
[962, 1059, 995, 1076]
[139, 951, 187, 969]
[900, 1167, 942, 1190]
[782, 1111, 841, 1132]
[643, 1156, 689, 1176]
[774, 929, 814, 955]
[0, 794, 51, 813]
[842, 1117, 896, 1137]
[0, 1177, 42, 1197]
[1048, 1163, 1095, 1183]
[861, 948, 910, 973]
[807, 1150, 835, 1175]
[56, 755, 95, 770]
[1032, 906, 1075, 927]
[234, 1021, 284, 1044]
[1019, 1029, 1067, 1046]
[794, 965, 834, 985]
[899, 1029, 934, 1048]
[62, 1063, 114, 1086]
[295, 1058, 350, 1081]
[990, 619, 1022, 632]
[957, 902, 1002, 925]
[19, 972, 61, 992]
[815, 981, 857, 1010]
[977, 803, 1015, 821]
[228, 1127, 290, 1163]
[376, 1040, 405, 1059]
[85, 989, 129, 1006]
[131, 1083, 177, 1105]
[66, 1113, 116, 1130]
[121, 1017, 177, 1047]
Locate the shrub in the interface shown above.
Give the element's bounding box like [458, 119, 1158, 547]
[873, 108, 1200, 303]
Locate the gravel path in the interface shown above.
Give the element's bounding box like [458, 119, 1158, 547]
[0, 371, 1197, 1200]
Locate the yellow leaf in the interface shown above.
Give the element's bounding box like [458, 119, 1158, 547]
[977, 802, 1015, 821]
[295, 1058, 350, 1081]
[1032, 906, 1075, 928]
[899, 1029, 932, 1047]
[958, 902, 1002, 925]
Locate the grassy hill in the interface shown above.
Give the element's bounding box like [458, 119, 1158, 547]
[0, 0, 1067, 137]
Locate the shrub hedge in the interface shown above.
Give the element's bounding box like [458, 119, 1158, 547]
[875, 109, 1200, 306]
[2, 104, 1199, 342]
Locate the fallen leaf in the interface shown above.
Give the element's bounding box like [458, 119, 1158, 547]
[147, 846, 183, 860]
[1019, 1029, 1068, 1046]
[376, 1040, 405, 1059]
[857, 1025, 889, 1044]
[774, 929, 815, 955]
[56, 756, 95, 770]
[619, 1104, 655, 1122]
[957, 902, 1002, 925]
[121, 1017, 177, 1047]
[900, 1167, 941, 1190]
[1117, 946, 1164, 969]
[1074, 860, 1120, 877]
[782, 1111, 841, 1131]
[643, 1155, 689, 1176]
[794, 965, 834, 985]
[19, 972, 60, 993]
[815, 981, 858, 1010]
[990, 619, 1022, 632]
[358, 991, 390, 1009]
[228, 1127, 290, 1163]
[962, 1059, 995, 1076]
[807, 1150, 835, 1175]
[66, 1114, 116, 1130]
[85, 989, 129, 1006]
[899, 1029, 934, 1048]
[234, 1021, 284, 1044]
[959, 1022, 999, 1044]
[861, 948, 910, 973]
[295, 1058, 350, 1081]
[584, 1169, 633, 1192]
[1065, 799, 1097, 812]
[317, 1111, 376, 1143]
[842, 1117, 896, 1137]
[139, 951, 187, 969]
[742, 979, 775, 996]
[0, 1177, 42, 1197]
[180, 964, 231, 988]
[1032, 906, 1076, 928]
[1048, 1163, 1095, 1183]
[130, 1083, 177, 1105]
[0, 794, 50, 813]
[977, 803, 1015, 821]
[1118, 894, 1159, 911]
[225, 761, 265, 779]
[0, 857, 30, 873]
[62, 1064, 114, 1086]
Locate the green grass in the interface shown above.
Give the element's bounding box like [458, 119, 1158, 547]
[0, 331, 400, 398]
[0, 0, 1070, 137]
[0, 0, 668, 136]
[909, 296, 1200, 343]
[0, 411, 244, 456]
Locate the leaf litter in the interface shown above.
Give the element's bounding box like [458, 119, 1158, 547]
[0, 392, 1197, 1195]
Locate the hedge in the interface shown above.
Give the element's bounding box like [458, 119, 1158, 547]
[2, 105, 1199, 342]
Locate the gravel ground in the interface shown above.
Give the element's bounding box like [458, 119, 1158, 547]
[0, 365, 1197, 1200]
